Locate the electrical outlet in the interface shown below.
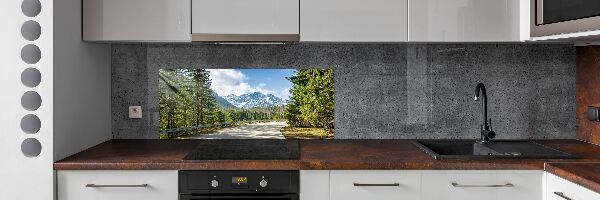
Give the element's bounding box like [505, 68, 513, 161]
[129, 106, 142, 119]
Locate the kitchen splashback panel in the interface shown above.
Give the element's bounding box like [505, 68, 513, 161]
[112, 43, 575, 139]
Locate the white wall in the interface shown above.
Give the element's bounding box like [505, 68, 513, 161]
[0, 0, 54, 199]
[1, 0, 110, 198]
[53, 0, 112, 161]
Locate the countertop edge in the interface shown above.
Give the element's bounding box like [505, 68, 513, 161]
[545, 162, 600, 194]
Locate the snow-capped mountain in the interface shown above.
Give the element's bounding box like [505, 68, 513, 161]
[213, 92, 236, 108]
[223, 92, 286, 108]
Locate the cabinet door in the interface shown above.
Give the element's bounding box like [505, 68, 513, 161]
[409, 0, 528, 42]
[301, 0, 408, 42]
[421, 170, 543, 200]
[330, 170, 420, 200]
[300, 170, 330, 200]
[57, 170, 178, 200]
[83, 0, 191, 42]
[545, 172, 600, 200]
[192, 0, 299, 40]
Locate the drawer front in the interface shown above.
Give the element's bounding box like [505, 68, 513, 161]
[422, 170, 543, 200]
[330, 170, 420, 200]
[57, 170, 178, 200]
[545, 172, 600, 200]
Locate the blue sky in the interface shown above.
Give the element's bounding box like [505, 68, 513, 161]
[206, 69, 295, 100]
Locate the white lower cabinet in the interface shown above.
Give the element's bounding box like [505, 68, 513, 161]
[56, 170, 600, 200]
[325, 170, 543, 200]
[57, 170, 178, 200]
[330, 170, 421, 200]
[545, 172, 600, 200]
[301, 170, 330, 200]
[421, 170, 543, 200]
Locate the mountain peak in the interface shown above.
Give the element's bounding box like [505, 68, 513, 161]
[223, 92, 286, 108]
[213, 93, 236, 108]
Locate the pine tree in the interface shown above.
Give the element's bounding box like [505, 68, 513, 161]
[285, 69, 334, 131]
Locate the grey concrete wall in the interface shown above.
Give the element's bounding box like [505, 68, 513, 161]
[112, 43, 576, 139]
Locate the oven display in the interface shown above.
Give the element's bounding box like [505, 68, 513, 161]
[232, 177, 248, 186]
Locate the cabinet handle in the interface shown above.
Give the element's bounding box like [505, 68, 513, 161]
[353, 183, 400, 187]
[553, 192, 573, 200]
[85, 184, 149, 188]
[451, 182, 514, 188]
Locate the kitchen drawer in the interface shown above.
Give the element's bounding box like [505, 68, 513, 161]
[330, 170, 420, 200]
[545, 172, 600, 200]
[421, 170, 543, 200]
[57, 170, 178, 200]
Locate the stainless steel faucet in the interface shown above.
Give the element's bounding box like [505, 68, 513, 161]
[474, 83, 495, 142]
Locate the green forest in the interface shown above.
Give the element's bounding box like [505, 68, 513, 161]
[158, 68, 334, 139]
[285, 69, 335, 131]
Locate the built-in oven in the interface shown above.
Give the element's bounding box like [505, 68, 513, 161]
[532, 0, 600, 37]
[179, 171, 299, 200]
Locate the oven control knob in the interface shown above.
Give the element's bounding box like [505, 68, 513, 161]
[259, 179, 268, 188]
[211, 180, 219, 188]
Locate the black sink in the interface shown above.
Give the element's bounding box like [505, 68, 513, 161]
[412, 140, 578, 160]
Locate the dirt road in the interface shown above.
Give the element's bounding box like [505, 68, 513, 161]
[190, 121, 287, 139]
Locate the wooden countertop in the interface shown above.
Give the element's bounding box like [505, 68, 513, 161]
[545, 162, 600, 194]
[54, 139, 600, 171]
[54, 139, 600, 193]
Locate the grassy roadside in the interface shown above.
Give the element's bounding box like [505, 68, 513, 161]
[280, 126, 333, 139]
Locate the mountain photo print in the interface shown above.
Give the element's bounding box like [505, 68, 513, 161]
[158, 68, 334, 139]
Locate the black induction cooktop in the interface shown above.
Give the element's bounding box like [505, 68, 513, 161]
[183, 139, 300, 160]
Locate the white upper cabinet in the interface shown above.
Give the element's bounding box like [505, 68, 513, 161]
[300, 0, 408, 42]
[191, 0, 300, 41]
[409, 0, 530, 42]
[83, 0, 191, 42]
[80, 0, 532, 42]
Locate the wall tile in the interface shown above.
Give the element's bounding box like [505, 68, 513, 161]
[112, 43, 575, 139]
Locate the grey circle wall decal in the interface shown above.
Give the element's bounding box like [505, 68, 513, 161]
[21, 68, 41, 87]
[21, 20, 41, 41]
[20, 114, 41, 134]
[21, 44, 41, 64]
[21, 91, 42, 111]
[21, 138, 42, 157]
[21, 0, 41, 17]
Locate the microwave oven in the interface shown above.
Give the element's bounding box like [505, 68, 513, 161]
[532, 0, 600, 37]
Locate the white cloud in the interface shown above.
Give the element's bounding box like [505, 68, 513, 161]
[278, 88, 291, 101]
[207, 69, 277, 97]
[207, 69, 250, 96]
